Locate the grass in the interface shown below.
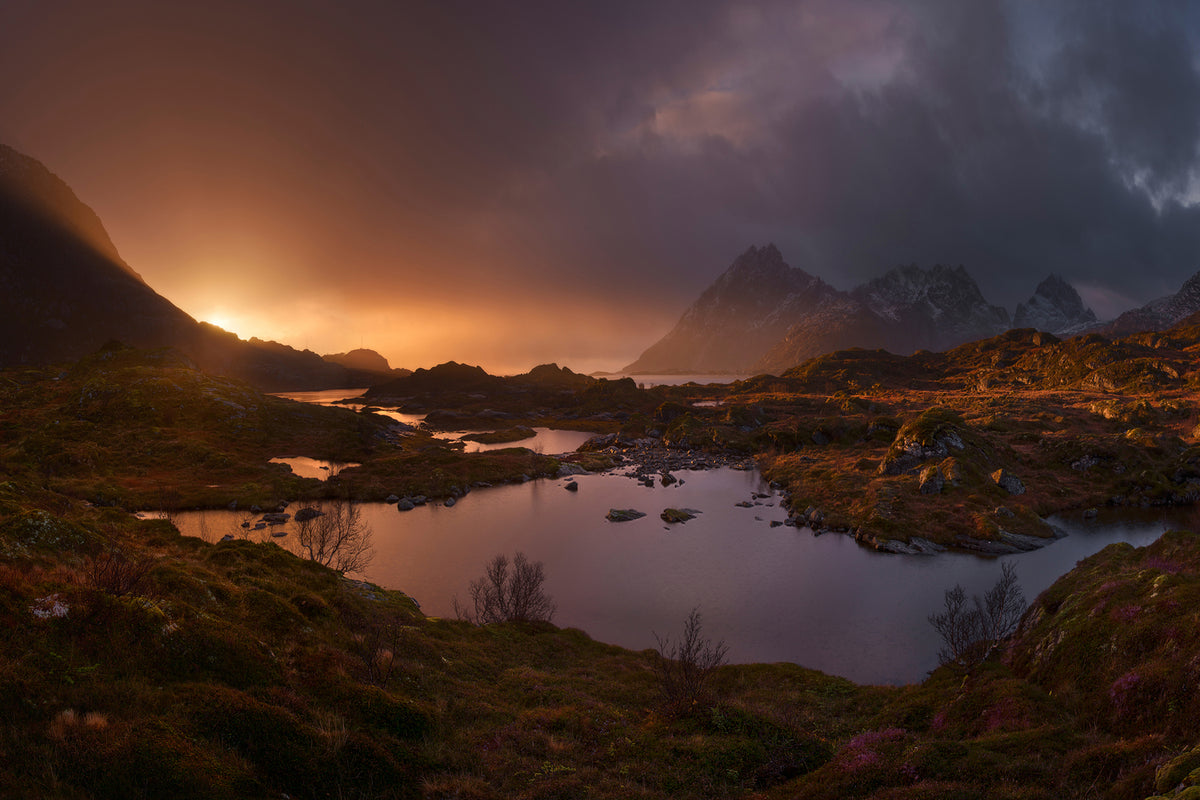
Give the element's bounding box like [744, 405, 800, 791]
[3, 337, 1200, 796]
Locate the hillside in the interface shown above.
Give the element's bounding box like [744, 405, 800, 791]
[4, 344, 1200, 798]
[0, 143, 391, 391]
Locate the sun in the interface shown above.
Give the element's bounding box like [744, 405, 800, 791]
[200, 309, 243, 336]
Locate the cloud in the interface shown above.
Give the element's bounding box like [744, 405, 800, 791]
[3, 0, 1200, 370]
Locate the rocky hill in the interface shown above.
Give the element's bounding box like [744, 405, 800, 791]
[625, 246, 1090, 375]
[0, 143, 390, 391]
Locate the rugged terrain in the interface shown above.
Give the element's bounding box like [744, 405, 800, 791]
[5, 340, 1200, 798]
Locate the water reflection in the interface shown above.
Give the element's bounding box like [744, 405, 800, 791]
[170, 471, 1195, 686]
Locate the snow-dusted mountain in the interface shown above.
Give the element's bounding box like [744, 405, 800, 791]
[624, 246, 1111, 375]
[1012, 275, 1097, 334]
[1098, 271, 1200, 335]
[750, 264, 1010, 374]
[622, 244, 839, 373]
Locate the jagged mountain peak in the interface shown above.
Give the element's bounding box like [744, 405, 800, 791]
[622, 245, 839, 373]
[1012, 275, 1096, 333]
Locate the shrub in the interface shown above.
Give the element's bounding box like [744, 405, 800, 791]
[295, 500, 374, 574]
[454, 552, 555, 624]
[929, 562, 1026, 669]
[653, 608, 728, 717]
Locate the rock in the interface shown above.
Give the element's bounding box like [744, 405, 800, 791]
[220, 534, 235, 542]
[606, 508, 646, 522]
[294, 507, 323, 522]
[557, 462, 591, 477]
[564, 480, 579, 492]
[271, 530, 287, 538]
[261, 512, 290, 524]
[735, 501, 753, 508]
[660, 508, 699, 523]
[227, 500, 238, 511]
[991, 468, 1026, 495]
[769, 520, 783, 528]
[250, 505, 262, 513]
[918, 465, 944, 494]
[385, 494, 400, 504]
[395, 499, 415, 511]
[411, 495, 428, 505]
[660, 472, 677, 486]
[253, 522, 266, 530]
[1083, 507, 1099, 519]
[995, 506, 1015, 518]
[444, 497, 456, 507]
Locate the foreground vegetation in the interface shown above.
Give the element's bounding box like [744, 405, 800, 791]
[5, 469, 1200, 798]
[4, 336, 1200, 797]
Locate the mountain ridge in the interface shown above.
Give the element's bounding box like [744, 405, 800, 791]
[624, 244, 1200, 375]
[0, 143, 394, 391]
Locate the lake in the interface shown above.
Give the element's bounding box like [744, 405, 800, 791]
[166, 467, 1195, 686]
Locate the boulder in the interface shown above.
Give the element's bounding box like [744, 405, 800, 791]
[606, 508, 646, 522]
[395, 498, 415, 511]
[918, 466, 944, 494]
[444, 497, 456, 507]
[261, 512, 290, 524]
[564, 480, 579, 492]
[385, 494, 400, 504]
[991, 468, 1026, 495]
[294, 507, 323, 522]
[660, 508, 699, 524]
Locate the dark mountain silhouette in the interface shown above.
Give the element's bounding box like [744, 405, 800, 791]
[322, 347, 408, 376]
[0, 143, 390, 391]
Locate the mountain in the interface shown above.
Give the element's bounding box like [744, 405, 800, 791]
[1097, 270, 1200, 336]
[0, 143, 389, 391]
[622, 244, 840, 373]
[1012, 274, 1096, 333]
[751, 264, 1010, 374]
[322, 347, 408, 376]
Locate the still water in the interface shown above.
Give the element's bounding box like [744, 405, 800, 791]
[168, 467, 1194, 686]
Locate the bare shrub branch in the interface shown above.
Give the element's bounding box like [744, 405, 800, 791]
[929, 562, 1027, 669]
[86, 530, 154, 597]
[454, 552, 555, 624]
[653, 608, 729, 717]
[295, 500, 374, 574]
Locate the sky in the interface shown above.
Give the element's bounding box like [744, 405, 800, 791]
[3, 0, 1200, 374]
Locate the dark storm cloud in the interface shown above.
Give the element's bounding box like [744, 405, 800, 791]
[2, 0, 1200, 368]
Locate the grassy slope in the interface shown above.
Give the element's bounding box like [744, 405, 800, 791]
[3, 342, 1200, 797]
